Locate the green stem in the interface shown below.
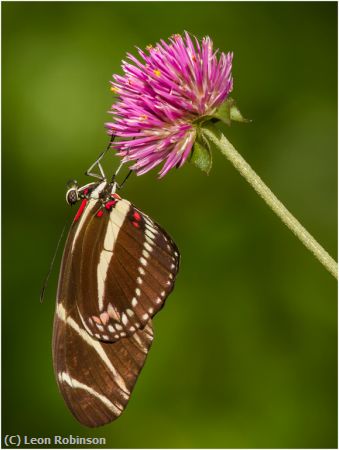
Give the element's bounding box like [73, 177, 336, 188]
[202, 123, 338, 280]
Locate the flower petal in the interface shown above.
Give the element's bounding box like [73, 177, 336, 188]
[107, 32, 233, 177]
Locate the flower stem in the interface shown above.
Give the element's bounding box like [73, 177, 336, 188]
[202, 123, 338, 279]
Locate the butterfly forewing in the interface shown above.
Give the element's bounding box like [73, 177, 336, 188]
[53, 304, 153, 427]
[53, 188, 154, 427]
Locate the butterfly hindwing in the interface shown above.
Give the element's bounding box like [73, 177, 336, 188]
[75, 196, 180, 342]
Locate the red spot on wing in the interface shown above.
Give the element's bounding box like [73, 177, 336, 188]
[105, 200, 116, 210]
[96, 210, 104, 217]
[133, 211, 141, 221]
[100, 312, 110, 324]
[74, 199, 88, 222]
[83, 188, 89, 195]
[132, 221, 140, 228]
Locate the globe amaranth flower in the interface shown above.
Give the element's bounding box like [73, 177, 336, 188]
[106, 31, 233, 177]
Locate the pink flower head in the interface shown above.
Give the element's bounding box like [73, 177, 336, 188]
[106, 32, 233, 177]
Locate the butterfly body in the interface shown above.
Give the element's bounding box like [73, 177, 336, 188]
[53, 180, 180, 427]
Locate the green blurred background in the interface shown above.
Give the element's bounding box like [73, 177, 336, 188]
[2, 2, 337, 448]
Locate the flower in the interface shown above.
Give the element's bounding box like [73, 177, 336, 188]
[106, 31, 233, 177]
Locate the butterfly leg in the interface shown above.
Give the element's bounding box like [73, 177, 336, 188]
[116, 170, 133, 189]
[85, 135, 116, 181]
[110, 136, 134, 187]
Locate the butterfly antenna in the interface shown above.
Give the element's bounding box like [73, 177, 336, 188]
[40, 217, 69, 304]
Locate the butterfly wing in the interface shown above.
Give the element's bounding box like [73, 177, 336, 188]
[53, 194, 154, 427]
[75, 196, 180, 342]
[53, 305, 153, 427]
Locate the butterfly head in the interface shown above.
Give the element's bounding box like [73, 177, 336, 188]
[65, 180, 79, 206]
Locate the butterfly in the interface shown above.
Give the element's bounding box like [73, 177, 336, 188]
[52, 149, 180, 427]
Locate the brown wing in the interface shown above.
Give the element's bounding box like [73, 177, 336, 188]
[53, 196, 153, 427]
[75, 198, 180, 342]
[53, 305, 153, 427]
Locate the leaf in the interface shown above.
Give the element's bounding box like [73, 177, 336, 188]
[213, 100, 232, 126]
[213, 98, 250, 125]
[190, 139, 212, 175]
[230, 102, 251, 123]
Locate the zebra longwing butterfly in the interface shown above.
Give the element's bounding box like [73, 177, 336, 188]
[53, 177, 180, 427]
